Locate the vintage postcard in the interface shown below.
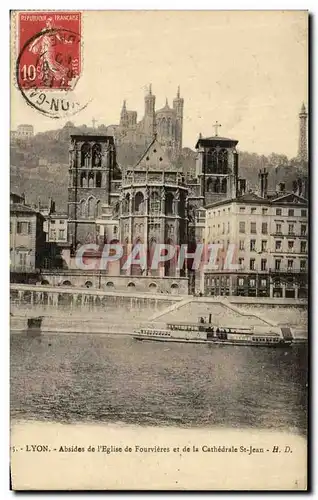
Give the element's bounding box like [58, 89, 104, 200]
[10, 10, 308, 490]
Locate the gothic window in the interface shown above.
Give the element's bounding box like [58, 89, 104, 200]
[79, 199, 86, 218]
[221, 178, 227, 193]
[165, 192, 174, 215]
[161, 117, 168, 137]
[96, 171, 102, 188]
[88, 172, 94, 188]
[207, 178, 213, 192]
[134, 192, 144, 213]
[113, 202, 120, 218]
[87, 197, 95, 218]
[123, 193, 130, 214]
[92, 143, 102, 167]
[168, 118, 172, 136]
[80, 172, 87, 187]
[95, 200, 101, 217]
[81, 143, 91, 167]
[150, 191, 160, 214]
[219, 149, 228, 173]
[215, 178, 220, 193]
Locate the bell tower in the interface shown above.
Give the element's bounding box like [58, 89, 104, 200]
[68, 134, 116, 250]
[144, 84, 156, 135]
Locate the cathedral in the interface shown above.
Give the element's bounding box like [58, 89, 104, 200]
[103, 85, 184, 156]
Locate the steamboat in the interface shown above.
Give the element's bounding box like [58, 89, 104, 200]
[134, 314, 293, 347]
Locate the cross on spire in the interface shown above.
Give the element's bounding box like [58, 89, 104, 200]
[213, 121, 222, 137]
[92, 117, 98, 129]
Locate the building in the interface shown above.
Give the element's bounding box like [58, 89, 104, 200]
[15, 124, 34, 139]
[10, 192, 47, 273]
[68, 134, 120, 250]
[104, 85, 184, 156]
[204, 173, 308, 298]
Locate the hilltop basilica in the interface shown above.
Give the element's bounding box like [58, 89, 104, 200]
[101, 85, 184, 156]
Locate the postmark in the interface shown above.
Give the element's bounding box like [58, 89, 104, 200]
[15, 11, 90, 118]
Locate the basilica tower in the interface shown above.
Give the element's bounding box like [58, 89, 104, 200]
[143, 84, 156, 136]
[173, 86, 184, 152]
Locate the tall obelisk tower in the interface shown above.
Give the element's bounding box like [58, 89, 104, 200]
[298, 102, 308, 163]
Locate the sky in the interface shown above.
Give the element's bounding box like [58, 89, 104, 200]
[11, 10, 308, 158]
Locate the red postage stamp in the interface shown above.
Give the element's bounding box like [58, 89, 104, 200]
[17, 12, 81, 91]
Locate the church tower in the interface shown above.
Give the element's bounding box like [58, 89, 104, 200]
[298, 102, 308, 163]
[144, 84, 156, 136]
[120, 100, 129, 128]
[173, 86, 184, 152]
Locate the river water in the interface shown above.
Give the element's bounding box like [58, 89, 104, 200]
[10, 333, 307, 434]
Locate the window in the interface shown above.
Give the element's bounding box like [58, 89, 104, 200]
[250, 239, 256, 251]
[251, 207, 256, 214]
[262, 208, 268, 215]
[238, 258, 244, 267]
[275, 259, 281, 271]
[287, 260, 293, 270]
[261, 259, 267, 271]
[227, 222, 230, 233]
[301, 209, 307, 217]
[10, 222, 12, 233]
[18, 252, 27, 267]
[261, 222, 268, 234]
[17, 221, 31, 234]
[249, 279, 256, 287]
[250, 222, 257, 234]
[211, 278, 215, 287]
[50, 229, 56, 240]
[261, 279, 267, 287]
[276, 208, 282, 216]
[261, 240, 267, 252]
[250, 259, 255, 270]
[239, 207, 245, 213]
[288, 240, 294, 250]
[301, 224, 307, 236]
[300, 260, 306, 270]
[288, 209, 294, 217]
[288, 224, 294, 235]
[239, 222, 245, 233]
[50, 220, 56, 224]
[300, 241, 307, 253]
[58, 229, 65, 240]
[59, 220, 65, 225]
[239, 239, 245, 250]
[238, 278, 244, 286]
[276, 223, 282, 234]
[275, 240, 282, 251]
[222, 223, 225, 234]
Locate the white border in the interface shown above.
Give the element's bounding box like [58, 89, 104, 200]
[2, 2, 315, 498]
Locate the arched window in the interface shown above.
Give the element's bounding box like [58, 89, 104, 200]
[95, 200, 101, 217]
[123, 193, 130, 214]
[106, 281, 114, 288]
[62, 280, 72, 287]
[84, 281, 93, 288]
[127, 282, 136, 288]
[221, 178, 227, 193]
[134, 192, 144, 213]
[80, 172, 87, 187]
[79, 199, 86, 218]
[149, 282, 157, 290]
[92, 143, 102, 167]
[87, 197, 95, 218]
[96, 171, 102, 188]
[81, 143, 91, 167]
[165, 192, 174, 214]
[215, 178, 220, 193]
[88, 172, 94, 188]
[207, 178, 213, 192]
[219, 149, 228, 173]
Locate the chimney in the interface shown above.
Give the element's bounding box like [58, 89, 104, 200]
[258, 168, 268, 198]
[233, 151, 239, 196]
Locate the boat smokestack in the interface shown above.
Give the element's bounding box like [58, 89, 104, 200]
[209, 313, 212, 324]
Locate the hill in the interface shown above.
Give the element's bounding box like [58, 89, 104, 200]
[10, 123, 308, 211]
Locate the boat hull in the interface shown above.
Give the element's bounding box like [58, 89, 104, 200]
[133, 336, 291, 347]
